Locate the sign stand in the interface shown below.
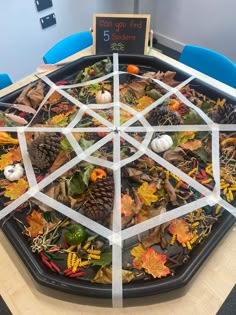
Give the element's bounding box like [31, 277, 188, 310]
[93, 14, 150, 55]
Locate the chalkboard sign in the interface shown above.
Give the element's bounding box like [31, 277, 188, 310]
[93, 14, 150, 55]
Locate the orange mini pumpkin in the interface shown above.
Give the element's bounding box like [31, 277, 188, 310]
[168, 99, 180, 111]
[126, 64, 140, 75]
[90, 168, 107, 182]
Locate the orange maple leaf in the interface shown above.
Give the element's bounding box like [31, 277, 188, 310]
[168, 218, 193, 244]
[137, 182, 158, 206]
[0, 147, 22, 171]
[130, 243, 146, 270]
[48, 91, 62, 103]
[26, 210, 45, 237]
[9, 147, 22, 162]
[179, 139, 202, 151]
[142, 248, 170, 278]
[121, 194, 135, 217]
[4, 178, 28, 200]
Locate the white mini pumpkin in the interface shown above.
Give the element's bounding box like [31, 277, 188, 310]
[151, 135, 173, 153]
[96, 90, 112, 104]
[4, 163, 24, 181]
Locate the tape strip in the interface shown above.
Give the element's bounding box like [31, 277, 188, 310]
[17, 131, 37, 187]
[111, 53, 123, 308]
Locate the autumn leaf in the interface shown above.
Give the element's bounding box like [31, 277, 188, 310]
[120, 109, 133, 123]
[4, 178, 28, 200]
[179, 139, 202, 151]
[168, 218, 193, 244]
[121, 194, 135, 216]
[26, 210, 45, 237]
[137, 182, 158, 206]
[50, 114, 68, 126]
[0, 152, 13, 170]
[142, 248, 170, 278]
[0, 147, 22, 171]
[49, 151, 70, 173]
[92, 267, 135, 284]
[130, 243, 146, 269]
[135, 95, 154, 111]
[179, 131, 196, 143]
[48, 91, 62, 103]
[9, 147, 22, 162]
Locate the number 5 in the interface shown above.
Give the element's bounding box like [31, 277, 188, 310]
[104, 30, 110, 42]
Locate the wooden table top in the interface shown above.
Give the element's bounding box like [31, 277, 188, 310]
[0, 46, 235, 315]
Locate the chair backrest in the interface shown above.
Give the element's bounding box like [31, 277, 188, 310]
[179, 45, 236, 88]
[43, 31, 93, 64]
[0, 73, 12, 90]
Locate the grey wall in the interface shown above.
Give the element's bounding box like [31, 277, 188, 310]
[0, 1, 97, 81]
[139, 0, 236, 63]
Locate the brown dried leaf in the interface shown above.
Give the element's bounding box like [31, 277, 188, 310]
[163, 178, 178, 205]
[27, 81, 45, 109]
[49, 151, 70, 173]
[179, 139, 202, 151]
[128, 81, 147, 98]
[163, 148, 186, 164]
[92, 267, 135, 284]
[15, 84, 33, 107]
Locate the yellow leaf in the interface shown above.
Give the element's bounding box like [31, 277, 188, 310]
[136, 96, 154, 111]
[137, 182, 158, 206]
[4, 178, 29, 200]
[130, 243, 146, 269]
[0, 152, 13, 170]
[50, 114, 68, 126]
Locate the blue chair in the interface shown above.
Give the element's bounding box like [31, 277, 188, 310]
[0, 73, 12, 90]
[179, 45, 236, 88]
[43, 31, 93, 64]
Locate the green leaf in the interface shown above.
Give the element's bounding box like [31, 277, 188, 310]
[60, 138, 73, 151]
[183, 110, 205, 124]
[193, 147, 208, 163]
[82, 164, 94, 186]
[79, 137, 95, 150]
[68, 171, 87, 197]
[90, 251, 112, 267]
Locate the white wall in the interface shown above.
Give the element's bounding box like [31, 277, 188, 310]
[139, 0, 236, 63]
[0, 1, 98, 81]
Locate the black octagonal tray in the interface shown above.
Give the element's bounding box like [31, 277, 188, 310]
[0, 54, 235, 299]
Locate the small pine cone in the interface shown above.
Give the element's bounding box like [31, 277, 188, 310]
[28, 133, 61, 169]
[147, 107, 183, 126]
[213, 104, 236, 124]
[82, 176, 114, 225]
[84, 132, 100, 141]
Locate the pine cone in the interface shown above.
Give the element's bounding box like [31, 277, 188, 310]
[211, 104, 236, 124]
[81, 176, 114, 225]
[147, 107, 183, 126]
[84, 132, 100, 141]
[28, 133, 61, 169]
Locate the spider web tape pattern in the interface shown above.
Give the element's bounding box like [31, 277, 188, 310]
[0, 53, 235, 308]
